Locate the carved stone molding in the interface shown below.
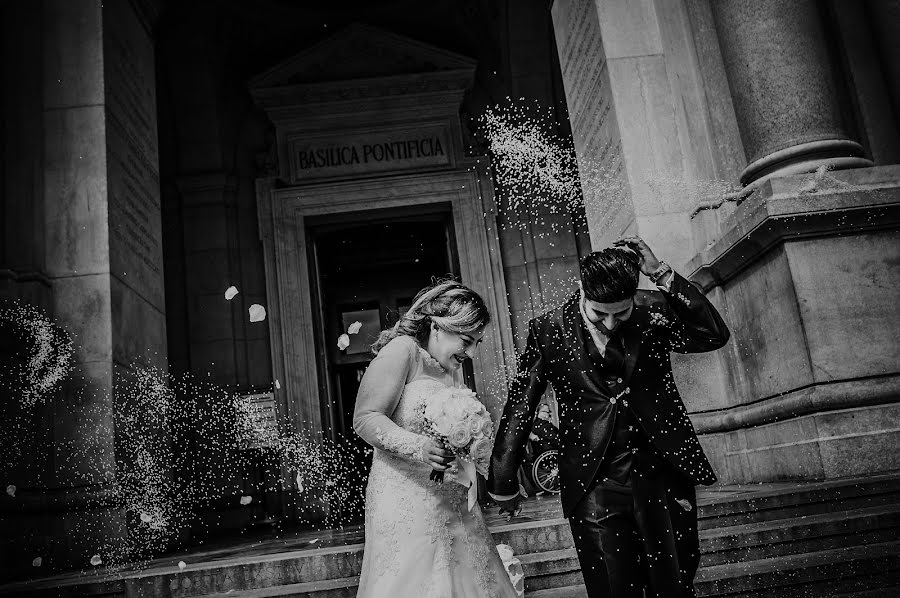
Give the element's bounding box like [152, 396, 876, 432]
[687, 166, 900, 292]
[256, 169, 514, 433]
[692, 373, 900, 434]
[250, 23, 476, 89]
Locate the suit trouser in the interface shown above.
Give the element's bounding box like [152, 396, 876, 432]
[568, 452, 700, 598]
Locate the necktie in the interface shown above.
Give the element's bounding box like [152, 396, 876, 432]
[604, 331, 625, 373]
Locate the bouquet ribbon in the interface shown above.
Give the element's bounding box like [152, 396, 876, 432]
[450, 458, 479, 512]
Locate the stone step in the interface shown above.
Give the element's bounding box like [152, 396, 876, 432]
[197, 576, 358, 598]
[519, 548, 582, 593]
[695, 540, 900, 597]
[834, 589, 900, 598]
[526, 585, 588, 597]
[697, 474, 900, 530]
[528, 585, 900, 598]
[5, 475, 899, 598]
[490, 518, 573, 556]
[700, 503, 900, 565]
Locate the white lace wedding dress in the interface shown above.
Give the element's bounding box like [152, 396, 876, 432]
[353, 335, 519, 598]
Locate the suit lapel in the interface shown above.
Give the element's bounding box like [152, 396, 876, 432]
[620, 306, 647, 386]
[562, 293, 607, 387]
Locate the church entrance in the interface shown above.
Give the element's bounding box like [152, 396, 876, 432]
[307, 203, 466, 445]
[252, 25, 516, 510]
[305, 204, 476, 520]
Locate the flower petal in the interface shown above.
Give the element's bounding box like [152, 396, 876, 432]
[178, 561, 186, 570]
[347, 321, 362, 335]
[32, 557, 42, 567]
[239, 495, 252, 506]
[5, 484, 15, 497]
[224, 286, 239, 301]
[249, 304, 267, 323]
[337, 334, 350, 350]
[90, 554, 102, 566]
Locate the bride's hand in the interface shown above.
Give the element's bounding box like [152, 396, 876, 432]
[424, 439, 455, 471]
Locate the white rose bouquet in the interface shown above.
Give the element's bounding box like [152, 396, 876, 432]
[420, 386, 495, 483]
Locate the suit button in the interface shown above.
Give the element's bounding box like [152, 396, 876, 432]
[617, 377, 623, 384]
[610, 397, 617, 405]
[625, 387, 631, 394]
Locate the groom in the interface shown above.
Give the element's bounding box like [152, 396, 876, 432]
[488, 237, 730, 598]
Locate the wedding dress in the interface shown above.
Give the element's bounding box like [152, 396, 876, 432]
[354, 335, 519, 598]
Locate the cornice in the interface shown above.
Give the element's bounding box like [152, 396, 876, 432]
[687, 166, 900, 291]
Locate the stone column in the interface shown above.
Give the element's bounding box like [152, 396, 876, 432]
[1, 0, 167, 576]
[550, 0, 732, 418]
[711, 0, 873, 186]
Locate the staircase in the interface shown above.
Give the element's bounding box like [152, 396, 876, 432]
[2, 474, 899, 597]
[529, 473, 900, 597]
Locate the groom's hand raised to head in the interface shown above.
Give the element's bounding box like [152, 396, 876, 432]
[424, 439, 455, 471]
[613, 236, 661, 276]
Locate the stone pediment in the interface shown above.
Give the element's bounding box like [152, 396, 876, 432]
[250, 23, 476, 89]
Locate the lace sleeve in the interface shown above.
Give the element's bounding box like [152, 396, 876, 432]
[352, 336, 429, 462]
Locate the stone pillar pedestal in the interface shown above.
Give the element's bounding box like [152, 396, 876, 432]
[711, 0, 872, 187]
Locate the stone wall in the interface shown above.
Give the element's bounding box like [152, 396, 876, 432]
[0, 0, 168, 575]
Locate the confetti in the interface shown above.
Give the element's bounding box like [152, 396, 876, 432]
[249, 304, 266, 322]
[296, 473, 304, 493]
[347, 321, 362, 335]
[32, 557, 42, 567]
[274, 379, 281, 390]
[239, 495, 252, 506]
[1, 305, 369, 574]
[337, 334, 350, 350]
[90, 555, 102, 566]
[178, 561, 186, 570]
[5, 484, 15, 497]
[224, 286, 239, 301]
[0, 300, 74, 409]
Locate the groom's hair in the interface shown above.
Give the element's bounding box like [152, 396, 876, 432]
[580, 248, 640, 302]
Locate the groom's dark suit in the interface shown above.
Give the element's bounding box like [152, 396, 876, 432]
[488, 272, 729, 598]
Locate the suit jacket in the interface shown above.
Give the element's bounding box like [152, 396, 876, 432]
[488, 272, 730, 517]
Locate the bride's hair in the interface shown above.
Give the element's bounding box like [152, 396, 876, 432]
[371, 279, 491, 355]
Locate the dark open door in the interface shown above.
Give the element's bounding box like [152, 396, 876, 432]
[307, 203, 463, 520]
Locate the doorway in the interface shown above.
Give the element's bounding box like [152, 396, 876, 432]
[307, 203, 467, 445]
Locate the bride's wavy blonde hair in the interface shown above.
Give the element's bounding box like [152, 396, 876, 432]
[371, 279, 491, 355]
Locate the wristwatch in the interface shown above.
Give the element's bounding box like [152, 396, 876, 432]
[648, 261, 672, 284]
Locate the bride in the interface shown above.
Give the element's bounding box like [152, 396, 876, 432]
[353, 280, 519, 598]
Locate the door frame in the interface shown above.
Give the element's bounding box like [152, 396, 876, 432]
[256, 165, 514, 437]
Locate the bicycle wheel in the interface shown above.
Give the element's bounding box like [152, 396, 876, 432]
[531, 450, 560, 494]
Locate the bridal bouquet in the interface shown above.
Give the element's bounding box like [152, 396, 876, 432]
[420, 386, 495, 483]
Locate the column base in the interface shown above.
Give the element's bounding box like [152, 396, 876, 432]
[740, 138, 873, 187]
